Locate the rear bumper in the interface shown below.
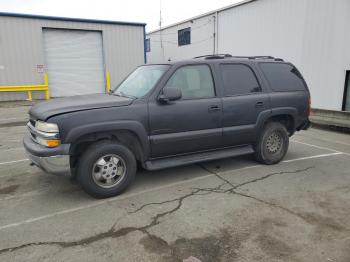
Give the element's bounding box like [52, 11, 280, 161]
[23, 133, 71, 176]
[298, 120, 311, 130]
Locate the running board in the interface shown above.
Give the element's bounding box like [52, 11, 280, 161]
[145, 145, 254, 171]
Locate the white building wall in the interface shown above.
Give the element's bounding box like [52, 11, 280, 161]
[218, 0, 350, 110]
[147, 0, 350, 111]
[147, 15, 215, 63]
[300, 0, 350, 111]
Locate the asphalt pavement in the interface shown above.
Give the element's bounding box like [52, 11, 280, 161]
[0, 124, 349, 262]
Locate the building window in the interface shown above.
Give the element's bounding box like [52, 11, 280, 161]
[178, 27, 191, 46]
[146, 38, 150, 52]
[342, 71, 350, 111]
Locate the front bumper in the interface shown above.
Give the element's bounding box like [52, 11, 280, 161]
[23, 133, 71, 176]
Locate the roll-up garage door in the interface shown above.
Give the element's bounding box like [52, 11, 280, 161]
[43, 29, 105, 97]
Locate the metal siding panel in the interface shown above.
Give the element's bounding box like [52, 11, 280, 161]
[0, 17, 44, 101]
[147, 15, 215, 63]
[103, 25, 145, 88]
[218, 0, 306, 62]
[300, 0, 350, 110]
[147, 0, 350, 110]
[0, 16, 144, 101]
[217, 0, 350, 110]
[0, 12, 145, 26]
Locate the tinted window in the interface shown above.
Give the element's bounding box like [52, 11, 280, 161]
[165, 65, 215, 99]
[260, 63, 306, 92]
[221, 64, 260, 96]
[178, 28, 191, 46]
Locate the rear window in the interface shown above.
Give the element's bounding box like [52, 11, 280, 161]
[259, 63, 306, 92]
[220, 64, 260, 96]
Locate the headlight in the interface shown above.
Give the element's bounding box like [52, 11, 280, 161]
[32, 121, 60, 147]
[35, 121, 59, 133]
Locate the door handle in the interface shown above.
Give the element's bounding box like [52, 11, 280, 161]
[255, 102, 264, 108]
[208, 105, 221, 112]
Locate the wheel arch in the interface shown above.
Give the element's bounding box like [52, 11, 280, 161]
[67, 121, 149, 168]
[256, 108, 297, 136]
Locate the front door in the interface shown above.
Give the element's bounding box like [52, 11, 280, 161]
[149, 64, 223, 158]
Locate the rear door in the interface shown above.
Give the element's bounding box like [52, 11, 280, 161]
[148, 64, 223, 158]
[220, 63, 270, 146]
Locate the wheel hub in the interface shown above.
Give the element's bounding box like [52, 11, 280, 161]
[266, 131, 282, 153]
[92, 154, 126, 188]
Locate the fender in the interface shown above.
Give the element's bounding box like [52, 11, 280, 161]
[255, 107, 297, 134]
[65, 120, 150, 159]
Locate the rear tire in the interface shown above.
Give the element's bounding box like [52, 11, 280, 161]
[254, 122, 289, 165]
[77, 141, 136, 198]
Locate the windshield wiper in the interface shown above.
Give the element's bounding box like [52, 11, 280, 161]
[114, 91, 137, 99]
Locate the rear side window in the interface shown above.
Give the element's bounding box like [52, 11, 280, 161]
[220, 64, 260, 96]
[260, 63, 306, 92]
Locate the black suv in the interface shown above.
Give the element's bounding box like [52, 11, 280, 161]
[23, 55, 311, 198]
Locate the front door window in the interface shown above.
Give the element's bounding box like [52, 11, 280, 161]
[164, 65, 215, 99]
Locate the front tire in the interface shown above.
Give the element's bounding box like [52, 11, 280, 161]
[77, 141, 136, 198]
[254, 122, 289, 165]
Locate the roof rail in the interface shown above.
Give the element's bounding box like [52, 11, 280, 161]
[193, 54, 233, 59]
[193, 54, 284, 61]
[231, 56, 284, 61]
[249, 56, 275, 59]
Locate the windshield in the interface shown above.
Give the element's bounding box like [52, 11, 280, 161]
[113, 65, 170, 98]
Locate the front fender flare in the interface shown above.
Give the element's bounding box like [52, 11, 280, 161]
[65, 120, 150, 159]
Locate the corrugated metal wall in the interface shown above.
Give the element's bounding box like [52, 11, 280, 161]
[218, 0, 350, 111]
[146, 15, 215, 63]
[0, 16, 145, 101]
[147, 0, 350, 111]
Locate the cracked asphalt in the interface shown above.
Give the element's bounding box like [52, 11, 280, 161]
[0, 124, 350, 262]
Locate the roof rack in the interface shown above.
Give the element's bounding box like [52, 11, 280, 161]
[193, 54, 284, 61]
[193, 54, 233, 59]
[245, 56, 284, 61]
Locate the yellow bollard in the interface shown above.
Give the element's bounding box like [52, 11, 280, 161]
[106, 71, 111, 93]
[45, 89, 50, 100]
[44, 73, 50, 100]
[27, 91, 32, 101]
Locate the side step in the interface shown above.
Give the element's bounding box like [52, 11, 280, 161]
[145, 145, 254, 171]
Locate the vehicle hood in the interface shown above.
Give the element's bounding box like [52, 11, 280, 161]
[30, 94, 133, 120]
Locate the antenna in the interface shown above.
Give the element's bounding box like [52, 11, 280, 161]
[159, 0, 165, 61]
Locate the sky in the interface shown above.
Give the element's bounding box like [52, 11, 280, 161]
[0, 0, 242, 32]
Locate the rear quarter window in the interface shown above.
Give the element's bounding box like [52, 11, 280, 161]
[259, 63, 306, 92]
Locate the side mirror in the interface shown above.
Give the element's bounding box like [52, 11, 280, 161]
[158, 86, 182, 103]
